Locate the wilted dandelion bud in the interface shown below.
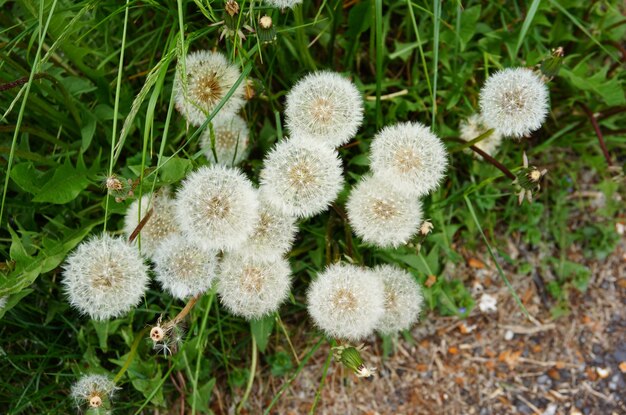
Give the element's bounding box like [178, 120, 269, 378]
[540, 47, 564, 80]
[200, 115, 250, 166]
[285, 71, 363, 148]
[123, 193, 180, 257]
[259, 137, 344, 218]
[306, 263, 385, 341]
[369, 122, 448, 196]
[258, 15, 276, 43]
[175, 165, 259, 251]
[217, 253, 292, 320]
[459, 114, 503, 158]
[152, 234, 218, 300]
[62, 234, 149, 320]
[238, 200, 298, 260]
[104, 174, 135, 202]
[71, 374, 118, 410]
[372, 264, 424, 334]
[174, 50, 245, 126]
[346, 175, 423, 248]
[264, 0, 303, 9]
[225, 0, 239, 16]
[479, 67, 550, 139]
[332, 344, 376, 378]
[515, 152, 547, 205]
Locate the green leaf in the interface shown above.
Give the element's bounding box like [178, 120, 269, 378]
[10, 162, 47, 195]
[159, 157, 193, 184]
[458, 6, 481, 50]
[189, 378, 215, 414]
[32, 158, 91, 204]
[250, 315, 275, 353]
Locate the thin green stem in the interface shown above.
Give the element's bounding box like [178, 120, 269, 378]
[236, 335, 257, 414]
[113, 327, 150, 384]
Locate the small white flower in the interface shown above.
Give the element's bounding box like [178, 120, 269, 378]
[346, 175, 423, 248]
[123, 193, 180, 258]
[285, 71, 364, 148]
[200, 115, 250, 166]
[369, 122, 448, 196]
[259, 137, 344, 218]
[217, 253, 292, 320]
[479, 67, 549, 138]
[307, 263, 385, 341]
[237, 199, 298, 260]
[459, 114, 503, 158]
[264, 0, 303, 10]
[152, 234, 218, 300]
[174, 165, 259, 251]
[62, 234, 149, 320]
[372, 264, 424, 335]
[174, 50, 245, 126]
[71, 374, 118, 409]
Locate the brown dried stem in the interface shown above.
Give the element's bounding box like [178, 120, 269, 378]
[580, 104, 612, 166]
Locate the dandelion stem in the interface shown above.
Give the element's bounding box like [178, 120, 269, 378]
[447, 137, 516, 180]
[236, 335, 257, 414]
[580, 103, 612, 166]
[127, 207, 153, 244]
[276, 313, 300, 364]
[165, 293, 202, 329]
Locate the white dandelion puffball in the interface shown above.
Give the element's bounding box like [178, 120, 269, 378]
[265, 0, 303, 9]
[71, 374, 118, 408]
[175, 165, 259, 251]
[459, 113, 503, 158]
[259, 137, 344, 218]
[123, 193, 180, 258]
[200, 115, 250, 166]
[369, 122, 448, 196]
[174, 50, 245, 126]
[285, 71, 364, 148]
[238, 200, 298, 260]
[62, 234, 149, 320]
[372, 264, 424, 334]
[152, 234, 218, 300]
[307, 263, 385, 341]
[346, 175, 423, 248]
[217, 253, 291, 320]
[479, 67, 549, 138]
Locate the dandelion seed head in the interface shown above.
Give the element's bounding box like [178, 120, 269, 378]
[62, 234, 149, 320]
[479, 67, 549, 138]
[238, 200, 298, 260]
[217, 254, 291, 320]
[306, 263, 385, 341]
[153, 234, 218, 299]
[346, 175, 423, 248]
[372, 264, 424, 334]
[200, 115, 250, 166]
[123, 193, 180, 258]
[174, 50, 245, 126]
[260, 137, 344, 218]
[264, 0, 303, 10]
[71, 374, 118, 408]
[175, 165, 259, 251]
[285, 71, 363, 147]
[370, 122, 448, 196]
[459, 114, 503, 158]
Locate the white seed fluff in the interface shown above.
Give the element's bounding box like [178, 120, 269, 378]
[175, 165, 259, 251]
[479, 67, 549, 138]
[306, 263, 385, 341]
[123, 193, 180, 258]
[71, 374, 118, 406]
[238, 200, 298, 260]
[174, 50, 245, 126]
[259, 137, 344, 218]
[346, 175, 423, 248]
[372, 264, 424, 335]
[285, 71, 364, 148]
[369, 122, 448, 196]
[459, 113, 503, 158]
[217, 254, 291, 320]
[200, 115, 250, 166]
[264, 0, 303, 8]
[62, 234, 149, 320]
[152, 234, 218, 300]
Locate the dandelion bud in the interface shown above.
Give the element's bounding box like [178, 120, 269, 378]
[175, 165, 259, 251]
[370, 121, 448, 196]
[258, 15, 277, 43]
[71, 374, 118, 411]
[285, 71, 363, 148]
[479, 67, 550, 138]
[332, 344, 376, 378]
[62, 234, 150, 320]
[515, 152, 547, 204]
[306, 263, 385, 341]
[225, 0, 239, 16]
[459, 114, 503, 158]
[260, 137, 344, 218]
[217, 253, 292, 320]
[346, 175, 423, 248]
[200, 115, 250, 166]
[123, 193, 180, 258]
[105, 176, 123, 192]
[174, 50, 245, 126]
[420, 220, 433, 236]
[540, 47, 564, 80]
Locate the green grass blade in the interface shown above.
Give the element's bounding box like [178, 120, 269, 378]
[431, 0, 441, 127]
[375, 0, 384, 128]
[514, 0, 541, 58]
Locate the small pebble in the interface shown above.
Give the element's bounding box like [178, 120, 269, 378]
[504, 330, 514, 341]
